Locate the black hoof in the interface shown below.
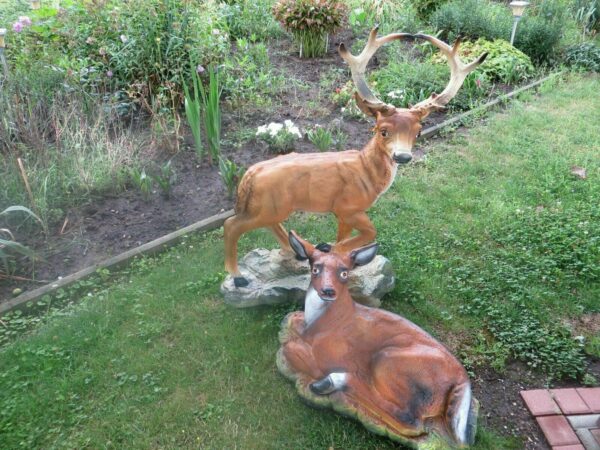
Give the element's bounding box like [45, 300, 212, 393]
[233, 277, 250, 288]
[315, 243, 332, 253]
[310, 376, 334, 395]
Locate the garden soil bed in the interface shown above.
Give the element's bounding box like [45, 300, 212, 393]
[0, 32, 576, 448]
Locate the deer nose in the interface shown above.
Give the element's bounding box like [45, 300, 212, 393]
[393, 152, 412, 164]
[320, 287, 336, 299]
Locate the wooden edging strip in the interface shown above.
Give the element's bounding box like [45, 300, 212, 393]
[420, 73, 560, 139]
[0, 209, 234, 315]
[0, 72, 561, 316]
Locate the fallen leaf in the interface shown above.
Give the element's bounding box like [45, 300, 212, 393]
[570, 166, 587, 179]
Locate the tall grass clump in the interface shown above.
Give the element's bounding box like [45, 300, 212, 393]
[183, 65, 204, 159]
[0, 206, 41, 277]
[200, 66, 222, 164]
[0, 71, 141, 228]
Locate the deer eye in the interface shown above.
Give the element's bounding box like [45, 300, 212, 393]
[312, 267, 320, 275]
[340, 270, 348, 279]
[380, 129, 388, 138]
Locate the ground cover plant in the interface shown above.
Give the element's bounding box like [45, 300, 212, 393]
[0, 74, 598, 449]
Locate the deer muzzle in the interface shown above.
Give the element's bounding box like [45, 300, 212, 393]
[393, 151, 413, 164]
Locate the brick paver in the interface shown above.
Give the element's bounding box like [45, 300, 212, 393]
[552, 389, 592, 415]
[577, 388, 600, 414]
[521, 389, 562, 416]
[591, 428, 600, 445]
[551, 444, 585, 450]
[537, 415, 582, 447]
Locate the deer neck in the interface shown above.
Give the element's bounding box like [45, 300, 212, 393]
[304, 287, 355, 332]
[361, 139, 397, 198]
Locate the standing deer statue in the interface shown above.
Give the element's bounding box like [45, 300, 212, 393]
[277, 231, 478, 448]
[224, 27, 487, 287]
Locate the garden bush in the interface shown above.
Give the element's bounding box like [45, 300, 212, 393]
[430, 38, 535, 84]
[573, 0, 600, 35]
[346, 0, 422, 35]
[565, 42, 600, 71]
[413, 0, 449, 19]
[430, 0, 567, 66]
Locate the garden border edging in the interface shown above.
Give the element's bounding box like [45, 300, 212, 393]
[0, 72, 560, 316]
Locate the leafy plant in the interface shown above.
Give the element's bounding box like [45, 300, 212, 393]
[273, 0, 347, 58]
[218, 157, 246, 199]
[565, 42, 600, 72]
[307, 125, 333, 151]
[183, 65, 204, 160]
[154, 161, 176, 199]
[130, 168, 153, 201]
[0, 206, 41, 275]
[222, 0, 282, 41]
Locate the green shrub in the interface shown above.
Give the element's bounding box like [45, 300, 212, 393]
[430, 0, 512, 42]
[346, 0, 422, 35]
[431, 38, 535, 84]
[272, 0, 347, 57]
[565, 42, 600, 72]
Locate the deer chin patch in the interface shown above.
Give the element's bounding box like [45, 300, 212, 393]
[304, 287, 332, 327]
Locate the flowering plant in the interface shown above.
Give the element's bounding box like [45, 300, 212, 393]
[256, 120, 302, 153]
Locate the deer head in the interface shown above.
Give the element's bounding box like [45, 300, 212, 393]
[289, 230, 378, 302]
[339, 27, 488, 164]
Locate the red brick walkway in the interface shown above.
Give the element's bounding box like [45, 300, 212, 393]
[521, 388, 600, 450]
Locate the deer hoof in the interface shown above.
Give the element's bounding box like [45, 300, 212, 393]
[233, 277, 250, 288]
[310, 376, 335, 395]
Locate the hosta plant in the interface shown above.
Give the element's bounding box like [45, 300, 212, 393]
[273, 0, 346, 58]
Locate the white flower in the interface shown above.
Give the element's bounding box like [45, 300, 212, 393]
[284, 119, 294, 128]
[289, 126, 301, 137]
[212, 28, 221, 35]
[268, 122, 283, 137]
[256, 125, 268, 136]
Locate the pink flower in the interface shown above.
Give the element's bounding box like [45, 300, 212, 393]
[106, 70, 113, 78]
[86, 36, 96, 45]
[99, 47, 106, 56]
[12, 21, 23, 33]
[18, 16, 32, 26]
[196, 64, 205, 74]
[475, 78, 482, 88]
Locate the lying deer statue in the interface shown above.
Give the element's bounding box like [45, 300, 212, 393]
[225, 27, 487, 287]
[277, 231, 478, 448]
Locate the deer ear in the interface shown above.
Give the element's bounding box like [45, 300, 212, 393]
[289, 230, 315, 261]
[350, 243, 379, 267]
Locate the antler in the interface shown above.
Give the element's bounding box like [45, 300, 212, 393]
[338, 26, 414, 115]
[410, 34, 488, 117]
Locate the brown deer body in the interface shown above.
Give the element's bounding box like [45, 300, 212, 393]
[276, 231, 478, 447]
[224, 28, 487, 287]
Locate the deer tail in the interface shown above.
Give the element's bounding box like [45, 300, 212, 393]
[235, 167, 255, 214]
[447, 382, 478, 447]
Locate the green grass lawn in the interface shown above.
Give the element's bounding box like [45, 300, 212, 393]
[0, 74, 598, 449]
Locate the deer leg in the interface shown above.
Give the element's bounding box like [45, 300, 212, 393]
[334, 212, 376, 253]
[282, 340, 324, 382]
[336, 220, 353, 243]
[269, 223, 293, 254]
[224, 214, 267, 287]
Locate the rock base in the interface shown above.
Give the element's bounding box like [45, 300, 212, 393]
[221, 248, 395, 308]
